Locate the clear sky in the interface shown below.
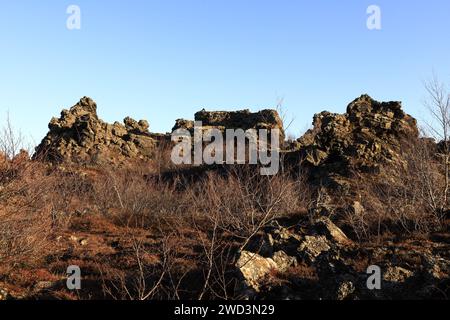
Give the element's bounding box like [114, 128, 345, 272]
[1, 0, 449, 145]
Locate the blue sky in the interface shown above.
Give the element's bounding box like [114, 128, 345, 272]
[1, 0, 449, 145]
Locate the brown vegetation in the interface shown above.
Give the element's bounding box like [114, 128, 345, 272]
[1, 87, 450, 300]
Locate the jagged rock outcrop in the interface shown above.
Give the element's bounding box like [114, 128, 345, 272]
[289, 94, 419, 188]
[173, 108, 285, 141]
[195, 109, 284, 132]
[34, 97, 159, 165]
[172, 119, 194, 132]
[33, 94, 423, 190]
[35, 98, 285, 165]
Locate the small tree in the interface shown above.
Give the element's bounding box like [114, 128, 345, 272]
[423, 73, 450, 217]
[0, 112, 23, 160]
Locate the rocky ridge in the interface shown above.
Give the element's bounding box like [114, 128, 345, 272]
[35, 98, 285, 165]
[35, 95, 418, 177]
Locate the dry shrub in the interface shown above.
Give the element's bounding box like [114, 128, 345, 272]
[0, 131, 54, 267]
[42, 165, 97, 228]
[181, 166, 309, 299]
[186, 167, 307, 245]
[101, 229, 180, 300]
[91, 162, 310, 231]
[386, 138, 447, 232]
[0, 207, 52, 268]
[149, 139, 180, 178]
[91, 167, 189, 227]
[343, 138, 447, 242]
[92, 164, 310, 299]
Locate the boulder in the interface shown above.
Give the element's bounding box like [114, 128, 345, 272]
[124, 117, 150, 134]
[35, 99, 285, 166]
[236, 251, 278, 291]
[236, 250, 296, 291]
[314, 217, 354, 246]
[272, 251, 298, 271]
[298, 235, 331, 262]
[336, 280, 356, 300]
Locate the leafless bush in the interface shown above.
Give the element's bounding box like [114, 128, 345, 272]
[41, 166, 96, 229]
[342, 137, 446, 242]
[343, 205, 371, 242]
[178, 167, 310, 299]
[0, 162, 54, 267]
[190, 214, 241, 300]
[0, 207, 52, 268]
[92, 163, 310, 299]
[401, 137, 447, 228]
[101, 229, 179, 300]
[0, 113, 24, 160]
[186, 167, 306, 249]
[151, 139, 179, 179]
[422, 74, 450, 217]
[91, 167, 189, 227]
[0, 117, 60, 267]
[0, 114, 29, 190]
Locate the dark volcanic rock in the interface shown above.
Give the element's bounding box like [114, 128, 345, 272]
[173, 108, 284, 139]
[194, 109, 284, 133]
[172, 119, 194, 132]
[35, 98, 285, 166]
[172, 108, 285, 150]
[34, 97, 158, 165]
[288, 94, 419, 187]
[237, 217, 450, 300]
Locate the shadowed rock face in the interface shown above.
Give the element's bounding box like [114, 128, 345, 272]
[172, 109, 285, 139]
[172, 109, 286, 153]
[289, 94, 419, 187]
[34, 97, 157, 165]
[194, 109, 284, 132]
